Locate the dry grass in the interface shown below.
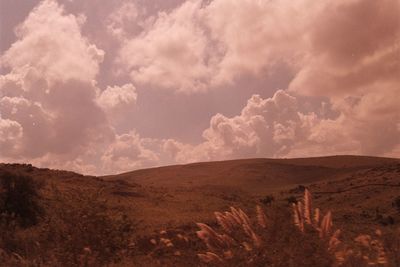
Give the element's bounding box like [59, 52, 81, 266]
[195, 189, 400, 267]
[1, 160, 400, 266]
[195, 202, 333, 266]
[0, 184, 134, 266]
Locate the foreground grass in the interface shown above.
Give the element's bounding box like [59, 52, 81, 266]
[1, 168, 400, 266]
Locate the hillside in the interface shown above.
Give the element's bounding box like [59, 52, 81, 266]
[1, 155, 400, 266]
[103, 155, 400, 193]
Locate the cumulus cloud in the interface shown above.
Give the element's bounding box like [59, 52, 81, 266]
[287, 0, 400, 157]
[0, 117, 23, 157]
[102, 131, 159, 173]
[117, 0, 215, 92]
[163, 90, 314, 162]
[165, 87, 400, 163]
[0, 0, 139, 174]
[1, 0, 399, 175]
[1, 0, 104, 84]
[115, 0, 320, 91]
[97, 83, 137, 111]
[162, 0, 400, 160]
[289, 0, 400, 97]
[204, 0, 317, 84]
[106, 1, 146, 39]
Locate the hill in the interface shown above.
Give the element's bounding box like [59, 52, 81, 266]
[103, 155, 400, 193]
[1, 155, 400, 266]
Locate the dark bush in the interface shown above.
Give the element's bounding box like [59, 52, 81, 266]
[0, 170, 43, 227]
[260, 194, 275, 206]
[289, 185, 306, 194]
[392, 196, 400, 213]
[286, 195, 298, 205]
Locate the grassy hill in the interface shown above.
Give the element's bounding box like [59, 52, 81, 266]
[1, 155, 400, 266]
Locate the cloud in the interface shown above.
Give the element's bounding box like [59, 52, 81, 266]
[117, 0, 215, 92]
[166, 85, 400, 163]
[1, 0, 399, 175]
[115, 0, 320, 91]
[1, 0, 104, 84]
[287, 0, 400, 157]
[164, 90, 314, 162]
[204, 0, 317, 84]
[106, 1, 146, 39]
[97, 83, 137, 111]
[144, 0, 400, 161]
[0, 1, 116, 174]
[0, 117, 23, 157]
[289, 0, 400, 98]
[101, 131, 159, 173]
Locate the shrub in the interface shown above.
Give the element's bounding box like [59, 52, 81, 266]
[260, 194, 275, 206]
[392, 196, 400, 213]
[0, 170, 43, 227]
[285, 196, 298, 205]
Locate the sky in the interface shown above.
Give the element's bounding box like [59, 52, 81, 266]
[0, 0, 399, 175]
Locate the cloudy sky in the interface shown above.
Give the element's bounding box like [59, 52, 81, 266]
[0, 0, 399, 175]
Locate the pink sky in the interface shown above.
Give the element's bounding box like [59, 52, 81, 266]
[0, 0, 399, 175]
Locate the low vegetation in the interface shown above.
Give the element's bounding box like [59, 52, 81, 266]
[0, 170, 43, 227]
[0, 170, 134, 266]
[1, 165, 400, 266]
[195, 189, 400, 266]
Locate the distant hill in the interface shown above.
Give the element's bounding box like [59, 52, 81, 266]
[102, 155, 400, 194]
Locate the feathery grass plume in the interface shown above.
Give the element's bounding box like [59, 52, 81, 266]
[314, 208, 320, 226]
[242, 223, 262, 247]
[230, 207, 245, 225]
[197, 252, 223, 263]
[194, 189, 400, 266]
[292, 188, 335, 239]
[320, 211, 332, 238]
[291, 189, 355, 266]
[196, 206, 268, 264]
[303, 189, 313, 224]
[292, 202, 304, 232]
[328, 230, 342, 252]
[256, 205, 267, 228]
[196, 223, 225, 250]
[214, 212, 233, 234]
[374, 230, 388, 265]
[195, 203, 337, 266]
[224, 211, 240, 227]
[354, 231, 388, 266]
[376, 243, 388, 265]
[238, 208, 251, 226]
[242, 242, 252, 251]
[160, 238, 174, 247]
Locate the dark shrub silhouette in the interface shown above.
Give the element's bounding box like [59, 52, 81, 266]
[0, 170, 43, 227]
[392, 196, 400, 213]
[260, 194, 275, 206]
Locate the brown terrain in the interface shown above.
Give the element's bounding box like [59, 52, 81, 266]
[1, 155, 400, 266]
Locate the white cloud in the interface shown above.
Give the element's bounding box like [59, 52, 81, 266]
[1, 0, 399, 175]
[0, 0, 113, 173]
[106, 1, 146, 39]
[97, 83, 137, 110]
[117, 0, 215, 92]
[101, 131, 159, 174]
[0, 117, 23, 157]
[1, 0, 104, 84]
